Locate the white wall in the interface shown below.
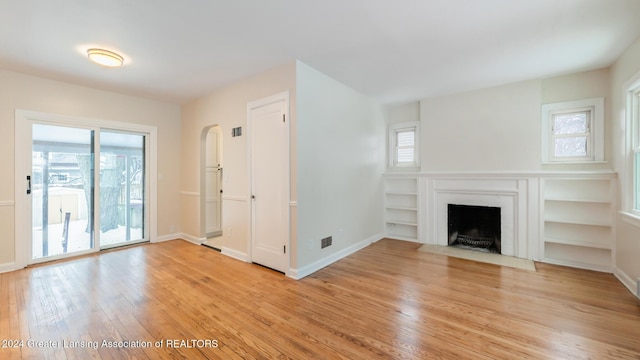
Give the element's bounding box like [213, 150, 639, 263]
[0, 69, 181, 271]
[610, 35, 640, 293]
[180, 62, 296, 257]
[295, 61, 386, 273]
[385, 101, 420, 126]
[420, 80, 542, 171]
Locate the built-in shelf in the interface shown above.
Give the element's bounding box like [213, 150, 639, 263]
[384, 175, 419, 242]
[386, 220, 418, 226]
[544, 237, 612, 250]
[544, 197, 611, 204]
[544, 217, 611, 227]
[541, 175, 616, 272]
[386, 206, 418, 211]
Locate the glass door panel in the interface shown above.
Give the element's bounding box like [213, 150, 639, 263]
[32, 124, 94, 260]
[99, 131, 145, 248]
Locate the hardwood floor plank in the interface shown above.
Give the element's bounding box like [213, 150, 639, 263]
[1, 238, 639, 359]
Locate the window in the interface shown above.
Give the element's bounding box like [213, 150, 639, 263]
[551, 110, 591, 159]
[389, 122, 419, 167]
[635, 150, 640, 211]
[623, 75, 640, 222]
[631, 88, 640, 213]
[541, 98, 604, 163]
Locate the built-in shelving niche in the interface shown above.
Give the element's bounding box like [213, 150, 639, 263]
[384, 176, 418, 242]
[542, 176, 615, 272]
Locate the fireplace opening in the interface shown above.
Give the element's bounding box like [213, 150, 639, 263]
[448, 204, 501, 253]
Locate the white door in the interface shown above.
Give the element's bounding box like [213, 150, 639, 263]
[249, 93, 289, 273]
[205, 126, 222, 236]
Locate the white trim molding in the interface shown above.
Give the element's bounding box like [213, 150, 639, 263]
[620, 211, 640, 229]
[0, 201, 14, 207]
[222, 195, 249, 202]
[614, 267, 639, 300]
[155, 233, 182, 243]
[181, 191, 200, 197]
[288, 232, 384, 280]
[180, 233, 206, 245]
[0, 262, 22, 274]
[221, 247, 249, 263]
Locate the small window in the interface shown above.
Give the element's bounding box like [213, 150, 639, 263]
[541, 98, 604, 163]
[551, 110, 591, 159]
[389, 122, 419, 167]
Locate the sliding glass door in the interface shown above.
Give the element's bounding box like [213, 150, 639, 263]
[31, 124, 95, 259]
[99, 131, 146, 248]
[29, 123, 148, 263]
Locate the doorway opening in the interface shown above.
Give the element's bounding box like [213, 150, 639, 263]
[201, 125, 223, 250]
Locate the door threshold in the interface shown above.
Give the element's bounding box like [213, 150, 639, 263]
[202, 243, 221, 252]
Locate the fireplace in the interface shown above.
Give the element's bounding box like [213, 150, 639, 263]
[430, 177, 528, 258]
[448, 204, 501, 253]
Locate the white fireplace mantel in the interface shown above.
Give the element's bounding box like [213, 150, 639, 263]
[423, 175, 537, 260]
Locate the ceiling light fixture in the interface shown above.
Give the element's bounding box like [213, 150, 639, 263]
[87, 48, 124, 67]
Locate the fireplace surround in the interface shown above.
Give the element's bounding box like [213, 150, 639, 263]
[429, 177, 529, 258]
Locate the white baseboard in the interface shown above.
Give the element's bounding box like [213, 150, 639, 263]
[179, 233, 206, 245]
[155, 233, 182, 243]
[288, 232, 384, 280]
[221, 247, 249, 263]
[541, 257, 612, 273]
[614, 267, 639, 300]
[152, 233, 249, 263]
[0, 262, 22, 274]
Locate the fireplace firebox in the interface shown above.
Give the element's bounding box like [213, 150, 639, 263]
[447, 204, 501, 253]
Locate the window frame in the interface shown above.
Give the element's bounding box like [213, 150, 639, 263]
[541, 98, 604, 164]
[389, 121, 419, 168]
[629, 86, 640, 215]
[621, 71, 640, 226]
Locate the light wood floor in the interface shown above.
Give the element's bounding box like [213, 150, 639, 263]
[1, 239, 639, 359]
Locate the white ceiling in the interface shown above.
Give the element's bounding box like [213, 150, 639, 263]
[1, 0, 640, 105]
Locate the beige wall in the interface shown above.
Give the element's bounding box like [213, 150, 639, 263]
[0, 69, 181, 270]
[180, 62, 296, 257]
[384, 101, 420, 126]
[610, 35, 640, 288]
[418, 68, 613, 172]
[420, 80, 542, 171]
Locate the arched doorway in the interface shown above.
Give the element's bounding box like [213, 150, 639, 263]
[200, 125, 223, 248]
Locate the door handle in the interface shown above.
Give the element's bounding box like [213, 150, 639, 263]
[26, 175, 31, 195]
[251, 195, 255, 200]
